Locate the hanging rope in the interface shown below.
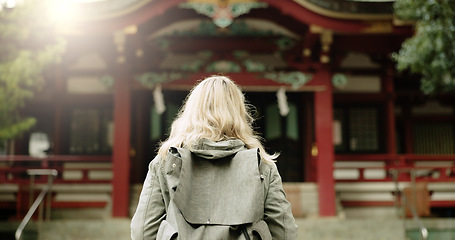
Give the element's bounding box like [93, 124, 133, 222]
[276, 87, 289, 117]
[153, 84, 166, 115]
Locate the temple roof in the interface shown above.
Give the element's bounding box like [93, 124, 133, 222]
[60, 0, 410, 91]
[302, 0, 394, 18]
[73, 0, 394, 20]
[68, 0, 397, 34]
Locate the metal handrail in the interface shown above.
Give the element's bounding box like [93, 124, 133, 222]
[401, 193, 429, 240]
[390, 169, 428, 240]
[15, 169, 58, 240]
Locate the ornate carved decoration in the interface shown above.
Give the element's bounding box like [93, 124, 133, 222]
[179, 0, 268, 28]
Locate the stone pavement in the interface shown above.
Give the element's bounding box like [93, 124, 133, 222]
[295, 218, 405, 240]
[1, 217, 409, 240]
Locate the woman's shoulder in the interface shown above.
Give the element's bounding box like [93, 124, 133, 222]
[147, 155, 163, 172]
[259, 159, 277, 175]
[148, 153, 176, 170]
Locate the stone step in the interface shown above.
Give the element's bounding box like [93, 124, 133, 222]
[0, 218, 408, 240]
[2, 218, 453, 240]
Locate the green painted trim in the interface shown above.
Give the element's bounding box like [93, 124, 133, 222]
[332, 73, 348, 88]
[263, 72, 313, 89]
[99, 75, 115, 88]
[135, 72, 183, 88]
[205, 60, 242, 73]
[244, 59, 268, 72]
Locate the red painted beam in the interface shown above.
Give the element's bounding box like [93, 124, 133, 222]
[340, 201, 395, 207]
[430, 201, 455, 207]
[0, 155, 111, 162]
[134, 72, 325, 91]
[335, 154, 455, 162]
[314, 70, 337, 216]
[263, 0, 367, 33]
[52, 202, 108, 208]
[163, 73, 287, 88]
[341, 200, 455, 208]
[335, 154, 397, 161]
[161, 36, 283, 52]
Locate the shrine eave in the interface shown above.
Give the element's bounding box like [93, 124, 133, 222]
[70, 0, 396, 34]
[294, 0, 394, 20]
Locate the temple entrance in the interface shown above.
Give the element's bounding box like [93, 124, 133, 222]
[131, 89, 311, 183]
[131, 90, 188, 183]
[245, 91, 310, 182]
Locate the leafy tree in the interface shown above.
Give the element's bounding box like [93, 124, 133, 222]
[393, 0, 455, 94]
[0, 0, 66, 142]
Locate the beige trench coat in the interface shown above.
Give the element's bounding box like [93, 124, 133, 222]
[131, 139, 298, 240]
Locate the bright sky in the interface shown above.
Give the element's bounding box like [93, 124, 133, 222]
[0, 0, 19, 9]
[0, 0, 107, 11]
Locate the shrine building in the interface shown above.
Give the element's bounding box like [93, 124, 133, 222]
[1, 0, 454, 220]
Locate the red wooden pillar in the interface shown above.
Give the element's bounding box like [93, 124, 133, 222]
[304, 94, 316, 182]
[384, 65, 396, 154]
[112, 33, 131, 217]
[314, 71, 336, 216]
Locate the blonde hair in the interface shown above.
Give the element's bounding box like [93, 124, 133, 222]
[158, 75, 278, 162]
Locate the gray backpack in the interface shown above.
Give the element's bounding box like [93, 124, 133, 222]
[157, 147, 272, 240]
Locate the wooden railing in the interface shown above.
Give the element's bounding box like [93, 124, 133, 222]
[0, 155, 112, 184]
[335, 154, 455, 182]
[334, 154, 455, 208]
[0, 155, 112, 219]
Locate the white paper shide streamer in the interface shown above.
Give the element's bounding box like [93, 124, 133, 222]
[276, 87, 289, 117]
[153, 84, 166, 115]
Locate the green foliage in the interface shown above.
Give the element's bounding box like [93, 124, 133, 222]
[0, 0, 66, 141]
[392, 0, 455, 94]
